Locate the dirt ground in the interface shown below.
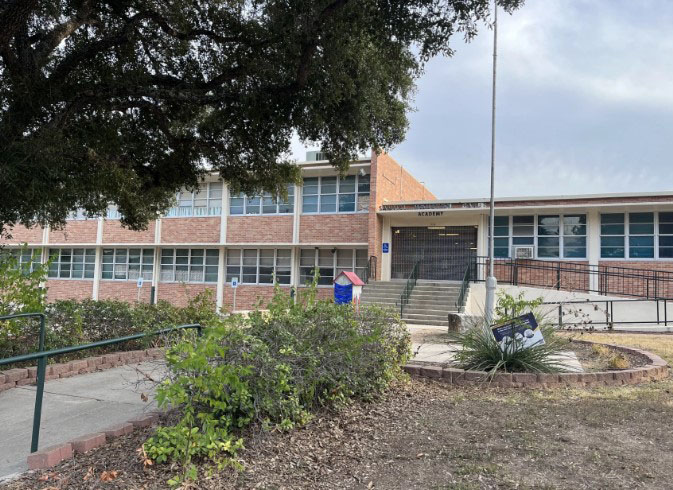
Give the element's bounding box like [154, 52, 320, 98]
[5, 332, 673, 490]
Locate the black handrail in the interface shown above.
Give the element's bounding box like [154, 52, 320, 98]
[0, 313, 201, 454]
[455, 264, 471, 311]
[472, 256, 673, 300]
[539, 298, 669, 328]
[398, 260, 420, 316]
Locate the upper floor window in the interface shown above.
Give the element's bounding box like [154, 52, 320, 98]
[102, 248, 154, 280]
[302, 174, 370, 214]
[66, 209, 90, 220]
[160, 249, 219, 283]
[106, 204, 121, 220]
[230, 184, 294, 215]
[225, 249, 291, 284]
[166, 182, 223, 218]
[48, 248, 96, 279]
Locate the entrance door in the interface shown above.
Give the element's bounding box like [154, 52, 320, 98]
[391, 226, 477, 280]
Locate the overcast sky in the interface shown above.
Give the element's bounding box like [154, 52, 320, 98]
[291, 0, 673, 200]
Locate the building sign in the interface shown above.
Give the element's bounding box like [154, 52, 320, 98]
[381, 202, 486, 212]
[136, 277, 144, 288]
[491, 312, 545, 352]
[231, 277, 239, 288]
[417, 211, 443, 217]
[382, 243, 389, 253]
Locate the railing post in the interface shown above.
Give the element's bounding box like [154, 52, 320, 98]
[31, 355, 47, 453]
[558, 304, 563, 328]
[556, 262, 561, 290]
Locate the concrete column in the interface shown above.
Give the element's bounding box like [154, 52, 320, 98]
[92, 218, 103, 300]
[216, 247, 225, 311]
[220, 182, 228, 244]
[152, 218, 162, 303]
[587, 209, 600, 291]
[292, 183, 301, 244]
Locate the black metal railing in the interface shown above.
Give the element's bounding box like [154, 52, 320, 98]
[455, 264, 472, 311]
[472, 256, 673, 300]
[537, 298, 670, 328]
[398, 260, 420, 316]
[0, 312, 202, 454]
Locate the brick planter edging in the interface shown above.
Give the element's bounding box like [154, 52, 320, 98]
[0, 348, 165, 393]
[27, 412, 161, 470]
[403, 340, 669, 389]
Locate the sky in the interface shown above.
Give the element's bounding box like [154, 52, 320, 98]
[290, 0, 673, 200]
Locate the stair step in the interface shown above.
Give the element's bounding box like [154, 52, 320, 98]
[402, 308, 458, 316]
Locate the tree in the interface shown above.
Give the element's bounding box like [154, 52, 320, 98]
[0, 0, 523, 234]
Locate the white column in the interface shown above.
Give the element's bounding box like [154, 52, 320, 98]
[293, 183, 301, 244]
[381, 217, 392, 281]
[92, 218, 103, 300]
[152, 218, 162, 303]
[216, 247, 226, 311]
[587, 209, 600, 292]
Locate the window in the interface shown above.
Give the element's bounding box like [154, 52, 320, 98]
[629, 212, 654, 258]
[48, 249, 95, 279]
[106, 204, 121, 220]
[160, 249, 219, 282]
[487, 216, 510, 258]
[225, 249, 291, 284]
[66, 209, 89, 220]
[562, 215, 587, 258]
[512, 215, 535, 248]
[302, 174, 370, 214]
[102, 249, 154, 280]
[300, 249, 367, 285]
[537, 215, 560, 258]
[230, 184, 294, 215]
[166, 182, 223, 217]
[660, 212, 673, 259]
[600, 213, 625, 258]
[1, 248, 42, 273]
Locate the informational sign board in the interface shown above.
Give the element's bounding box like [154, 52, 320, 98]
[136, 277, 144, 288]
[231, 277, 238, 288]
[491, 312, 545, 352]
[382, 243, 389, 253]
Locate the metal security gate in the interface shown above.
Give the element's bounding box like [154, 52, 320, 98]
[391, 226, 477, 280]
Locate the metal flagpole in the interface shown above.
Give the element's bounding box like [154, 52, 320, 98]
[484, 0, 498, 325]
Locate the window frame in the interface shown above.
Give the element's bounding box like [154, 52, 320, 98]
[101, 248, 154, 281]
[159, 248, 219, 283]
[47, 248, 96, 280]
[1, 248, 43, 274]
[229, 184, 295, 216]
[600, 211, 673, 261]
[165, 182, 223, 218]
[301, 174, 370, 215]
[299, 248, 368, 286]
[225, 249, 292, 285]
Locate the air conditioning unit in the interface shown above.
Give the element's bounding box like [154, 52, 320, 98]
[513, 246, 534, 259]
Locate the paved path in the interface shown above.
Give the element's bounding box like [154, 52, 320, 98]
[0, 362, 164, 480]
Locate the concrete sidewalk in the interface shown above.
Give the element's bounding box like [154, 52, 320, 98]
[0, 362, 164, 480]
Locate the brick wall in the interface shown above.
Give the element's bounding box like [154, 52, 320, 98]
[227, 216, 293, 243]
[48, 221, 98, 244]
[299, 214, 368, 243]
[0, 225, 44, 244]
[46, 280, 93, 301]
[156, 283, 216, 307]
[161, 218, 220, 243]
[598, 261, 673, 299]
[102, 221, 155, 243]
[222, 284, 287, 311]
[98, 281, 153, 303]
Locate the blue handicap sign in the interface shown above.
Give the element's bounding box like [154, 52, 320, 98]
[382, 242, 389, 253]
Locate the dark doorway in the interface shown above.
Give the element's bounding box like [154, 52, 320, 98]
[391, 226, 477, 280]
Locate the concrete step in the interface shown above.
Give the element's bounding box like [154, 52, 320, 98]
[403, 307, 459, 316]
[402, 316, 449, 327]
[403, 312, 450, 322]
[405, 298, 462, 307]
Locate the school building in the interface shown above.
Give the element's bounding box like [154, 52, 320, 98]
[3, 150, 673, 321]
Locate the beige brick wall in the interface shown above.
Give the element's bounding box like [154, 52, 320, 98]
[98, 281, 153, 303]
[46, 279, 93, 301]
[48, 221, 98, 244]
[222, 284, 287, 311]
[161, 218, 220, 243]
[0, 225, 44, 245]
[102, 220, 155, 243]
[227, 216, 293, 243]
[156, 283, 216, 307]
[299, 214, 368, 243]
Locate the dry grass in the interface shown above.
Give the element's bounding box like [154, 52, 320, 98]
[562, 331, 673, 364]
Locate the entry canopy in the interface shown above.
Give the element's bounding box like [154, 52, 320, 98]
[334, 271, 365, 286]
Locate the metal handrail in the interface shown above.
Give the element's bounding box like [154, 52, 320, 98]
[0, 313, 201, 453]
[398, 260, 420, 316]
[455, 264, 471, 311]
[539, 297, 669, 328]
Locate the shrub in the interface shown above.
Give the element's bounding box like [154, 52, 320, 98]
[449, 291, 570, 374]
[145, 284, 410, 485]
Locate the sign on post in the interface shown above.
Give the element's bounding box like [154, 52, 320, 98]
[136, 277, 144, 288]
[231, 277, 238, 312]
[382, 243, 389, 253]
[491, 312, 545, 352]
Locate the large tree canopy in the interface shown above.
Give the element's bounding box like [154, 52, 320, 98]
[0, 0, 523, 233]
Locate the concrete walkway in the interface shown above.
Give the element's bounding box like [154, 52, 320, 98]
[0, 362, 164, 480]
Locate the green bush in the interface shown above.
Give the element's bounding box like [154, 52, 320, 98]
[145, 284, 410, 485]
[449, 291, 570, 374]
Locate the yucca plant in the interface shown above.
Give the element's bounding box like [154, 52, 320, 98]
[449, 292, 572, 374]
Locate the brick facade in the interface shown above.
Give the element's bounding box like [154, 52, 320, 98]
[227, 216, 293, 243]
[98, 281, 153, 303]
[102, 220, 155, 243]
[299, 214, 368, 243]
[156, 283, 215, 307]
[46, 280, 94, 301]
[161, 218, 220, 243]
[0, 225, 44, 244]
[48, 221, 98, 244]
